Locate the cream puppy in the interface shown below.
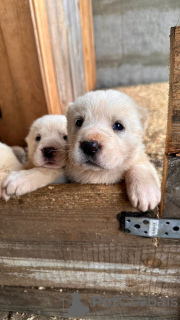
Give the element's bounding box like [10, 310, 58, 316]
[65, 90, 161, 212]
[0, 143, 23, 198]
[2, 115, 67, 200]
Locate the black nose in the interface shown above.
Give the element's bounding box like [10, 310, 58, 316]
[42, 147, 57, 159]
[80, 140, 101, 156]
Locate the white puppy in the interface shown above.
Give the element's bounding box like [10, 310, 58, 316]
[65, 90, 161, 212]
[2, 115, 67, 200]
[0, 143, 23, 197]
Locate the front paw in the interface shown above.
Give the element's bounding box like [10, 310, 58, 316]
[2, 171, 32, 200]
[127, 181, 161, 212]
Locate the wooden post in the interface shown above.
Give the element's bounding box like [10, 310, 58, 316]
[161, 27, 180, 217]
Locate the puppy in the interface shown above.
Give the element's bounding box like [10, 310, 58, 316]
[65, 90, 161, 212]
[0, 142, 23, 198]
[2, 115, 67, 200]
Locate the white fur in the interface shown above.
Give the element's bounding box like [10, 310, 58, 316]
[2, 115, 67, 200]
[65, 90, 161, 211]
[0, 143, 23, 197]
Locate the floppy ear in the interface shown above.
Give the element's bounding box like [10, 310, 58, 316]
[135, 104, 149, 132]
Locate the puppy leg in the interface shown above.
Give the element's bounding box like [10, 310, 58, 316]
[125, 156, 161, 212]
[2, 167, 66, 201]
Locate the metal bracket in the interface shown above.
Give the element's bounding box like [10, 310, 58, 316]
[117, 212, 180, 239]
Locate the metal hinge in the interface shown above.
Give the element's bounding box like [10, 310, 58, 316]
[117, 212, 180, 239]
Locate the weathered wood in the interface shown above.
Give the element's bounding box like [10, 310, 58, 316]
[0, 0, 47, 146]
[161, 155, 180, 217]
[29, 0, 61, 114]
[0, 287, 179, 318]
[166, 26, 180, 154]
[0, 184, 180, 295]
[63, 0, 86, 100]
[79, 0, 97, 91]
[44, 0, 73, 113]
[0, 312, 9, 320]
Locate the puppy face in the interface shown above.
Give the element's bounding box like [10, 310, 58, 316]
[26, 115, 67, 168]
[66, 90, 148, 172]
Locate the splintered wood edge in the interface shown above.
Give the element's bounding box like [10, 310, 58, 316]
[29, 0, 62, 114]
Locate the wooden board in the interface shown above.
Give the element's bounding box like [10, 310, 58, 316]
[0, 287, 179, 319]
[0, 184, 179, 296]
[161, 155, 180, 217]
[161, 27, 180, 216]
[45, 0, 73, 113]
[0, 0, 48, 146]
[166, 27, 180, 154]
[29, 0, 62, 114]
[79, 0, 97, 91]
[63, 0, 86, 100]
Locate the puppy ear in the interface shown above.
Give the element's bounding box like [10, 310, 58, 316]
[135, 104, 149, 132]
[66, 102, 74, 115]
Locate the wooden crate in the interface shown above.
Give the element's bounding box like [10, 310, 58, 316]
[0, 16, 180, 320]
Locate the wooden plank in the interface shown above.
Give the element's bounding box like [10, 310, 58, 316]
[63, 0, 86, 100]
[161, 155, 180, 217]
[0, 0, 48, 146]
[45, 0, 73, 112]
[0, 239, 179, 296]
[29, 0, 61, 114]
[0, 184, 180, 295]
[161, 27, 180, 216]
[79, 0, 97, 91]
[0, 287, 179, 318]
[166, 27, 180, 154]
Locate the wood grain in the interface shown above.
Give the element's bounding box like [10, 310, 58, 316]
[79, 0, 97, 91]
[0, 287, 179, 318]
[166, 26, 180, 154]
[0, 0, 47, 146]
[45, 0, 73, 113]
[161, 155, 180, 217]
[0, 184, 179, 296]
[29, 0, 61, 114]
[63, 0, 86, 100]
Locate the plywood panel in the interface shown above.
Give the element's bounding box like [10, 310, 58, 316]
[0, 0, 48, 146]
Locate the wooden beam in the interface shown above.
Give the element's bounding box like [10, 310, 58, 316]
[29, 0, 62, 114]
[161, 27, 180, 216]
[166, 27, 180, 154]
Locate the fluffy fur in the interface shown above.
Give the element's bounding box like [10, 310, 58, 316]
[2, 115, 67, 200]
[65, 90, 161, 211]
[0, 142, 23, 197]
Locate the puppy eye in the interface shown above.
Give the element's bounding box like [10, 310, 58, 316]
[63, 135, 68, 140]
[35, 135, 41, 142]
[75, 119, 83, 127]
[113, 122, 124, 131]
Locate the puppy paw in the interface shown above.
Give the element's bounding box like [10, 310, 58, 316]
[2, 171, 34, 200]
[127, 181, 161, 212]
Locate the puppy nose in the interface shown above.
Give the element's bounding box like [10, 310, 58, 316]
[42, 147, 56, 159]
[80, 140, 101, 156]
